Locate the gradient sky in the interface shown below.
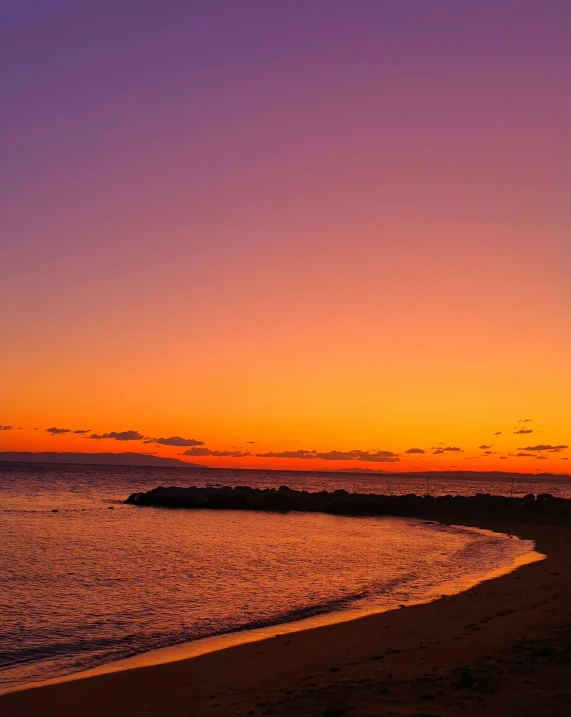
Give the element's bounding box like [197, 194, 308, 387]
[1, 1, 570, 472]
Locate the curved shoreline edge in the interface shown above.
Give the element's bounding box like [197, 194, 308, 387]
[0, 517, 542, 696]
[2, 492, 570, 716]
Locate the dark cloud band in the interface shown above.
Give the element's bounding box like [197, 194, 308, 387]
[255, 449, 400, 463]
[154, 436, 204, 447]
[89, 430, 144, 441]
[521, 444, 568, 453]
[183, 448, 251, 458]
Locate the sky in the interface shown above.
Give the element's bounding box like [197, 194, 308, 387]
[1, 1, 570, 473]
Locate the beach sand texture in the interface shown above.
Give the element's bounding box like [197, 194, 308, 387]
[2, 518, 571, 716]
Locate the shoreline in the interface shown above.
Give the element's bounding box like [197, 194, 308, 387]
[3, 516, 570, 715]
[0, 520, 542, 697]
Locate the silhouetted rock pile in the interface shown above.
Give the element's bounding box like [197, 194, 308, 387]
[125, 486, 571, 525]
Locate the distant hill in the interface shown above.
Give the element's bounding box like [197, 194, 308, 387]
[0, 452, 207, 468]
[331, 469, 570, 480]
[332, 467, 388, 473]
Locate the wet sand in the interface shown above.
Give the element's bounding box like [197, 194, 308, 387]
[2, 518, 571, 716]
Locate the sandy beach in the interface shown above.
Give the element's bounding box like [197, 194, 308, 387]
[2, 517, 570, 717]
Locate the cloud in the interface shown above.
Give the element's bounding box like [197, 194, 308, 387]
[513, 452, 535, 458]
[536, 456, 547, 460]
[443, 446, 462, 452]
[484, 451, 493, 455]
[478, 445, 493, 450]
[245, 441, 257, 444]
[405, 448, 426, 454]
[319, 450, 399, 462]
[494, 432, 502, 435]
[46, 427, 71, 434]
[154, 436, 204, 447]
[432, 449, 444, 455]
[0, 425, 13, 431]
[521, 444, 568, 453]
[514, 429, 533, 435]
[255, 449, 400, 463]
[183, 447, 251, 458]
[73, 429, 91, 434]
[256, 449, 317, 459]
[89, 430, 144, 441]
[500, 456, 507, 460]
[518, 418, 533, 423]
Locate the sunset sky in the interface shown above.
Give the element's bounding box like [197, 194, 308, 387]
[1, 1, 569, 472]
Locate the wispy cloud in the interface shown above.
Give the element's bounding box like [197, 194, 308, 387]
[405, 448, 425, 454]
[89, 430, 144, 441]
[183, 447, 251, 458]
[521, 444, 568, 453]
[318, 450, 399, 462]
[255, 449, 316, 459]
[73, 429, 91, 434]
[0, 425, 13, 431]
[154, 436, 204, 447]
[255, 448, 400, 463]
[478, 444, 493, 450]
[514, 429, 533, 435]
[46, 427, 71, 435]
[494, 431, 502, 435]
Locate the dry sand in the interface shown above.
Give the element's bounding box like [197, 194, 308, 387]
[2, 518, 571, 716]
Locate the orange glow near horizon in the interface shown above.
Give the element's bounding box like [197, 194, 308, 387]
[1, 3, 569, 475]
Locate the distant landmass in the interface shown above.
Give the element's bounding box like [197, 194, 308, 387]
[333, 467, 388, 473]
[0, 454, 568, 478]
[0, 452, 207, 468]
[333, 469, 571, 480]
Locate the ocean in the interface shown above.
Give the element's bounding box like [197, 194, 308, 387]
[1, 462, 562, 692]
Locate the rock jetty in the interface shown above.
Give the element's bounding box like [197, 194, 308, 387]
[125, 486, 571, 525]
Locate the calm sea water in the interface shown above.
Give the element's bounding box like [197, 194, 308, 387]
[1, 463, 558, 691]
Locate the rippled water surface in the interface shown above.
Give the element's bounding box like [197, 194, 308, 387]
[1, 463, 551, 690]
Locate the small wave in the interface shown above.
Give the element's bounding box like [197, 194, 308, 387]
[0, 585, 376, 676]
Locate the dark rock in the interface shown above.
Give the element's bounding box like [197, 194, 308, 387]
[323, 706, 349, 717]
[124, 486, 571, 526]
